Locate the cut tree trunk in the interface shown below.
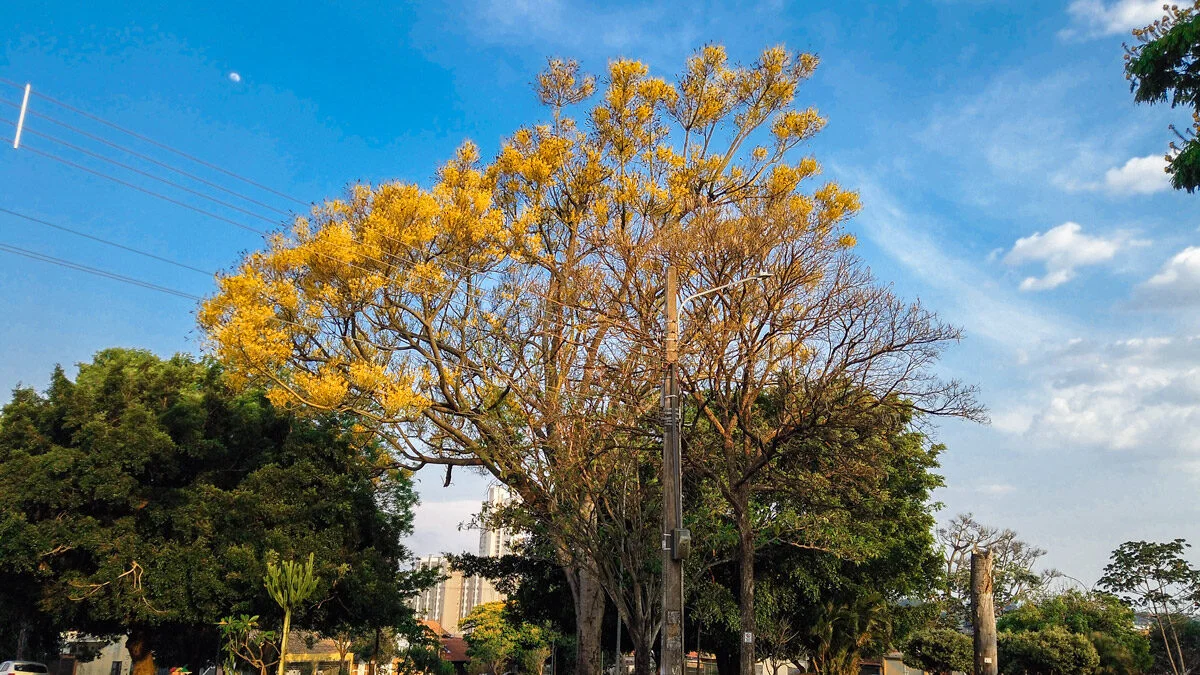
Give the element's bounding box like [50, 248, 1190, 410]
[970, 550, 998, 675]
[127, 629, 157, 675]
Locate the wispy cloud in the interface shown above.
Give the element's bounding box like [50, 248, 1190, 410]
[847, 174, 1068, 349]
[1062, 0, 1162, 39]
[1002, 222, 1127, 291]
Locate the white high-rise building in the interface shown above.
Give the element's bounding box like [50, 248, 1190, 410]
[411, 485, 520, 634]
[461, 485, 515, 612]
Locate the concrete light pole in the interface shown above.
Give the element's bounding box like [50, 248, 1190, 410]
[660, 266, 772, 675]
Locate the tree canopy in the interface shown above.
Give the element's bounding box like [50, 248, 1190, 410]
[199, 44, 980, 675]
[1124, 2, 1200, 192]
[0, 348, 431, 671]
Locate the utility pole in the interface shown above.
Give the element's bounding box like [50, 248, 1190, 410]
[661, 265, 687, 675]
[971, 549, 998, 675]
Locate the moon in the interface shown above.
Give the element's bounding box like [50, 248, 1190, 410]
[228, 72, 241, 83]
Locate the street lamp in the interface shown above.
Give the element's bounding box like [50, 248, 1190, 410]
[660, 266, 773, 675]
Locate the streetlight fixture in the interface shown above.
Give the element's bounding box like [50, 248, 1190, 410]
[660, 266, 773, 675]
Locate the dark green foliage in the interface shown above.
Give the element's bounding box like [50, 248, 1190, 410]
[999, 591, 1152, 675]
[685, 421, 946, 671]
[1147, 617, 1200, 675]
[0, 348, 432, 666]
[999, 627, 1100, 675]
[1124, 3, 1200, 192]
[903, 627, 973, 675]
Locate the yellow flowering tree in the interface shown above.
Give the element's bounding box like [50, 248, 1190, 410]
[200, 46, 979, 675]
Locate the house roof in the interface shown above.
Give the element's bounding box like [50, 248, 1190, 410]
[421, 620, 451, 638]
[441, 637, 470, 663]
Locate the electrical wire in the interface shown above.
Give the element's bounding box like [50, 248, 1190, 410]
[0, 207, 213, 276]
[0, 241, 202, 300]
[0, 117, 279, 224]
[18, 144, 269, 236]
[0, 84, 595, 319]
[0, 76, 308, 207]
[0, 97, 292, 217]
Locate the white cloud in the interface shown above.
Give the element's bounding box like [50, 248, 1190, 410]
[978, 483, 1017, 495]
[1063, 0, 1162, 38]
[1010, 336, 1200, 474]
[846, 175, 1068, 349]
[407, 498, 482, 556]
[1003, 222, 1123, 291]
[1135, 247, 1200, 308]
[1104, 155, 1170, 195]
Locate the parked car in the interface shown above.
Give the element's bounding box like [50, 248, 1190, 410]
[0, 663, 49, 675]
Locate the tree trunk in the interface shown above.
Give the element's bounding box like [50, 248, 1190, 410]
[970, 550, 997, 675]
[15, 620, 30, 659]
[632, 636, 652, 675]
[736, 506, 755, 675]
[570, 565, 606, 675]
[127, 629, 157, 675]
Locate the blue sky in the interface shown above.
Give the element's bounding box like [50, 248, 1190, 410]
[1, 0, 1196, 580]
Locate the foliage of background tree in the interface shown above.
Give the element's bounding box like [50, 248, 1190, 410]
[1099, 540, 1199, 675]
[459, 601, 556, 675]
[686, 422, 946, 675]
[450, 535, 579, 671]
[1147, 617, 1200, 675]
[395, 625, 455, 675]
[903, 627, 973, 675]
[0, 349, 432, 674]
[998, 590, 1152, 675]
[937, 514, 1055, 624]
[999, 627, 1100, 675]
[1124, 2, 1200, 192]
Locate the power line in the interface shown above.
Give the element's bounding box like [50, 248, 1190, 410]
[0, 241, 202, 300]
[0, 97, 292, 217]
[0, 117, 280, 224]
[0, 207, 213, 276]
[18, 144, 269, 235]
[0, 76, 309, 207]
[0, 82, 589, 318]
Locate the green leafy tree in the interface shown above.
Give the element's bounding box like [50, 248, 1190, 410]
[461, 602, 515, 675]
[1147, 617, 1200, 675]
[459, 601, 557, 675]
[1099, 540, 1200, 675]
[903, 628, 973, 675]
[0, 349, 432, 675]
[686, 420, 946, 675]
[219, 614, 280, 675]
[998, 590, 1152, 675]
[266, 553, 321, 675]
[1124, 2, 1200, 192]
[999, 627, 1100, 675]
